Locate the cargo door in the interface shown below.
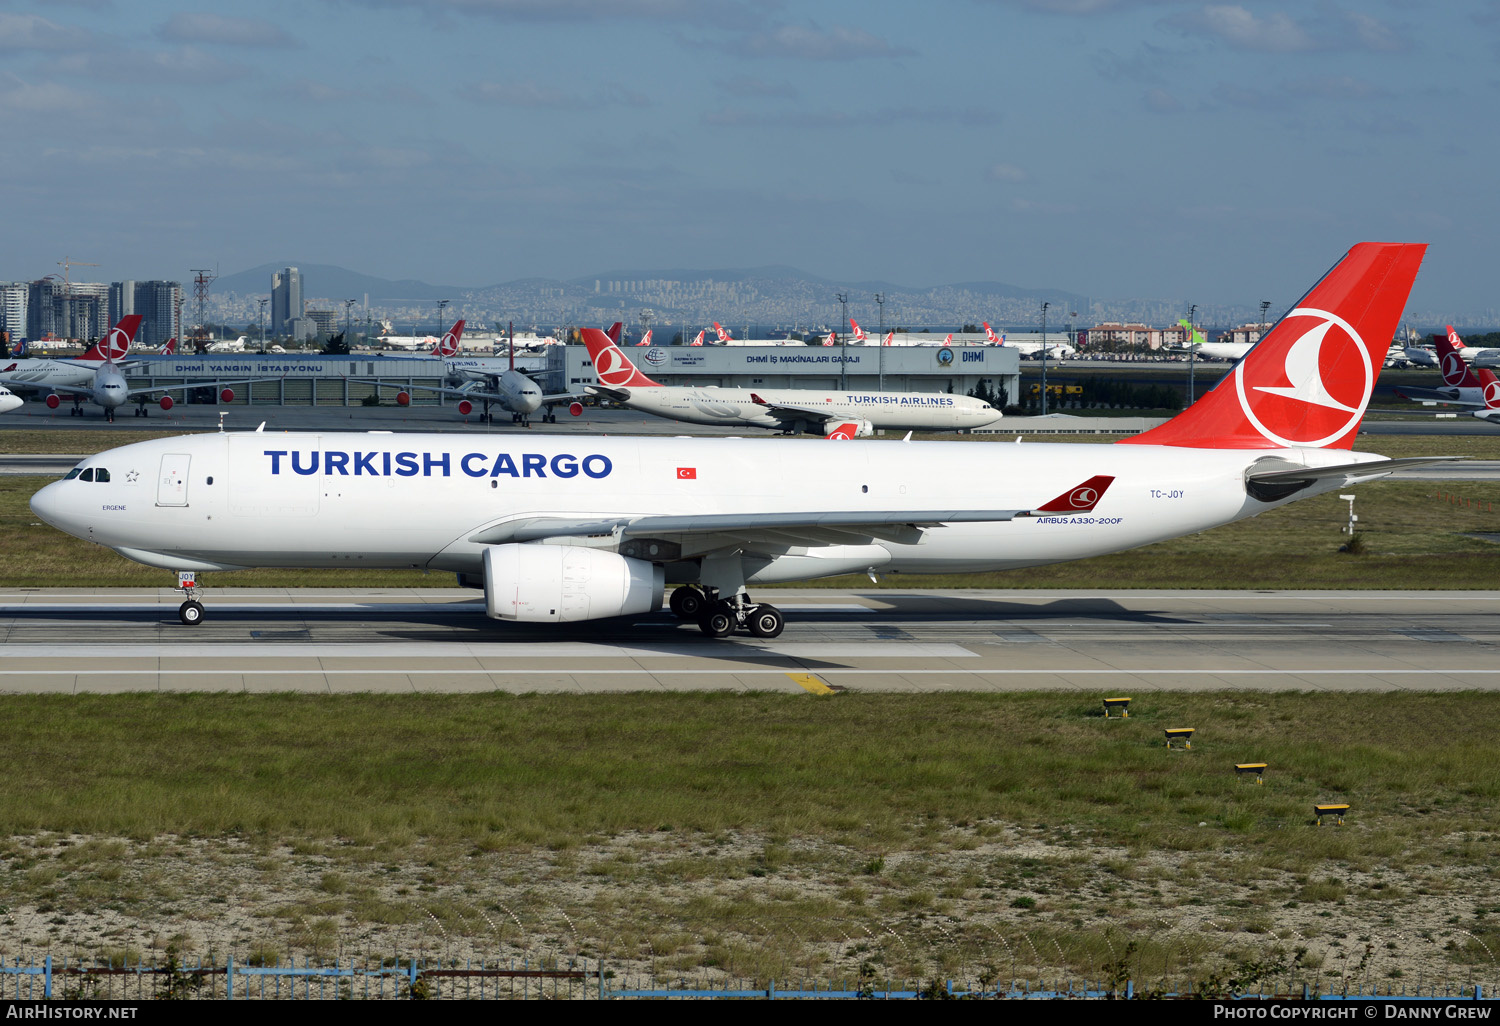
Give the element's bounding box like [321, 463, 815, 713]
[157, 454, 190, 506]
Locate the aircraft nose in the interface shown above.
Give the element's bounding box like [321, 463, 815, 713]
[30, 480, 69, 531]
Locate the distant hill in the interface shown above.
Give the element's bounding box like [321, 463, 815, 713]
[214, 263, 462, 302]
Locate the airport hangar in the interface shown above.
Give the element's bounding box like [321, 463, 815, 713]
[119, 344, 1022, 411]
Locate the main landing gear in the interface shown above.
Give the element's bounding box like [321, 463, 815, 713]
[669, 585, 785, 639]
[176, 571, 205, 625]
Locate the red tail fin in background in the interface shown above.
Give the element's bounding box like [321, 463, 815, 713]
[1433, 326, 1482, 389]
[581, 328, 663, 388]
[605, 322, 623, 345]
[433, 320, 465, 358]
[80, 315, 143, 361]
[1121, 243, 1426, 450]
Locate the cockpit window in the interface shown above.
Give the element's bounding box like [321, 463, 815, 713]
[64, 468, 82, 480]
[95, 468, 110, 483]
[79, 468, 94, 482]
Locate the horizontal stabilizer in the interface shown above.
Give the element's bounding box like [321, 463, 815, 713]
[1246, 456, 1464, 485]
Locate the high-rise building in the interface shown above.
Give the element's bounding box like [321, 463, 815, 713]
[0, 283, 28, 342]
[107, 280, 181, 348]
[271, 267, 302, 336]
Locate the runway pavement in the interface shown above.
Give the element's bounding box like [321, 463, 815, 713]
[1, 588, 1495, 694]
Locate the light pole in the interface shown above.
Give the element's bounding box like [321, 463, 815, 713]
[1040, 301, 1050, 416]
[1187, 303, 1197, 406]
[1260, 300, 1271, 336]
[436, 298, 449, 335]
[344, 299, 356, 342]
[875, 292, 885, 390]
[836, 292, 848, 389]
[257, 297, 268, 353]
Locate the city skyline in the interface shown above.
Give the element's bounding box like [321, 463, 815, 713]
[0, 1, 1495, 318]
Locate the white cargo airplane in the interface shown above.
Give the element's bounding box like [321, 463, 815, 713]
[32, 243, 1450, 639]
[0, 385, 21, 414]
[355, 320, 578, 425]
[583, 330, 1003, 435]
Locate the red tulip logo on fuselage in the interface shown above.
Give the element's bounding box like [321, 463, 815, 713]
[1234, 308, 1372, 448]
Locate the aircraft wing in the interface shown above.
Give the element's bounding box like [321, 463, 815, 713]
[748, 393, 840, 427]
[0, 378, 92, 397]
[540, 390, 585, 404]
[123, 377, 279, 400]
[349, 378, 516, 405]
[469, 477, 1116, 556]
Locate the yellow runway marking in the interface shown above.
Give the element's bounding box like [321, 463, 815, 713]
[787, 672, 837, 695]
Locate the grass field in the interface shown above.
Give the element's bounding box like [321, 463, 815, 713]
[2, 692, 1498, 986]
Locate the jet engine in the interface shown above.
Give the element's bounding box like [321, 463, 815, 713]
[395, 390, 411, 407]
[458, 399, 473, 416]
[826, 419, 875, 439]
[220, 387, 235, 404]
[45, 394, 60, 409]
[483, 543, 663, 623]
[159, 396, 174, 411]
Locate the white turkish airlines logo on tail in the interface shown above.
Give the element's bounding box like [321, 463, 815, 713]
[1234, 307, 1373, 448]
[1441, 351, 1468, 386]
[437, 331, 460, 357]
[105, 327, 131, 360]
[594, 345, 637, 386]
[1068, 486, 1098, 508]
[1485, 380, 1500, 409]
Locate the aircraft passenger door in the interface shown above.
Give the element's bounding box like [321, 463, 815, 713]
[157, 454, 190, 506]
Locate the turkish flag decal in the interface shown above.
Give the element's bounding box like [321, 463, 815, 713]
[677, 467, 697, 479]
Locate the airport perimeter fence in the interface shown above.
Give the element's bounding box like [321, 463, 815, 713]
[0, 955, 1495, 1000]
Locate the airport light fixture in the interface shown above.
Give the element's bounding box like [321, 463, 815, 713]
[257, 297, 267, 354]
[875, 292, 885, 390]
[836, 292, 848, 389]
[1339, 494, 1358, 535]
[436, 298, 449, 335]
[1188, 303, 1198, 406]
[1040, 301, 1050, 416]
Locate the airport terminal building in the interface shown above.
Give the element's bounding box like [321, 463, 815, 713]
[123, 344, 1022, 409]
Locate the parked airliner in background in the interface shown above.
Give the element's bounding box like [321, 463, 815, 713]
[356, 320, 578, 425]
[1395, 328, 1492, 406]
[988, 321, 1077, 358]
[0, 323, 141, 392]
[32, 243, 1450, 639]
[582, 329, 1003, 435]
[0, 386, 21, 414]
[9, 316, 274, 420]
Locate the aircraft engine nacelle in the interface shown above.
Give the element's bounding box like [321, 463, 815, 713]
[483, 543, 664, 623]
[457, 399, 473, 416]
[569, 401, 583, 417]
[395, 390, 411, 407]
[220, 387, 235, 404]
[159, 395, 174, 411]
[45, 394, 60, 410]
[827, 419, 875, 439]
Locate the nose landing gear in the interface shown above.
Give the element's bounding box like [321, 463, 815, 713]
[176, 571, 205, 625]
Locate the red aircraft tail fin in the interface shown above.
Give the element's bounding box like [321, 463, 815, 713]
[1121, 242, 1426, 450]
[582, 328, 662, 388]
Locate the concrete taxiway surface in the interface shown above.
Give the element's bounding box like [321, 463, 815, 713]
[1, 588, 1495, 694]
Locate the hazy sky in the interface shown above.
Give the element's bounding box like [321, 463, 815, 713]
[2, 0, 1495, 315]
